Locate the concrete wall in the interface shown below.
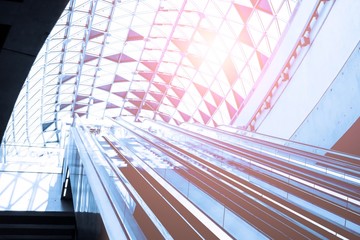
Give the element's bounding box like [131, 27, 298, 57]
[235, 0, 360, 149]
[290, 43, 360, 148]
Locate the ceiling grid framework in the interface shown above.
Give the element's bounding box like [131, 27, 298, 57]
[4, 0, 298, 148]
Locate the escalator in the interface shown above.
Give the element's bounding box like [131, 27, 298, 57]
[63, 117, 360, 239]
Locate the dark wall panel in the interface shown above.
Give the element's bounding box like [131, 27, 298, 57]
[0, 0, 69, 142]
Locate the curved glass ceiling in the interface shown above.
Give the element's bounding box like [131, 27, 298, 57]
[4, 0, 298, 147]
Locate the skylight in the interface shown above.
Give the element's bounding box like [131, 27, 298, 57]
[3, 0, 298, 150]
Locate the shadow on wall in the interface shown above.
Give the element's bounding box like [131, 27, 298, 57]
[0, 171, 71, 212]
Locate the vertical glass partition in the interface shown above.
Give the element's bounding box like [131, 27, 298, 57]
[63, 116, 146, 240]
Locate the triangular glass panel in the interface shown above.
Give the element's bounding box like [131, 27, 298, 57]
[104, 53, 121, 63]
[89, 29, 104, 40]
[157, 73, 172, 84]
[205, 101, 217, 114]
[42, 122, 54, 132]
[171, 39, 190, 52]
[167, 96, 180, 107]
[223, 56, 238, 85]
[132, 91, 146, 99]
[187, 54, 203, 69]
[173, 118, 182, 126]
[105, 53, 135, 63]
[226, 101, 237, 119]
[256, 0, 273, 14]
[128, 100, 142, 107]
[192, 110, 202, 123]
[93, 98, 103, 104]
[126, 29, 144, 41]
[153, 82, 167, 92]
[84, 54, 98, 63]
[178, 111, 191, 122]
[171, 87, 185, 99]
[234, 4, 253, 23]
[194, 83, 208, 96]
[97, 84, 112, 91]
[159, 113, 171, 122]
[75, 112, 87, 117]
[75, 95, 88, 102]
[256, 51, 268, 69]
[74, 104, 87, 111]
[114, 75, 129, 82]
[239, 28, 253, 47]
[113, 92, 127, 98]
[124, 107, 138, 115]
[61, 75, 76, 83]
[141, 61, 158, 71]
[232, 89, 244, 108]
[139, 72, 153, 81]
[149, 92, 163, 102]
[210, 91, 223, 106]
[199, 110, 210, 124]
[145, 101, 159, 111]
[60, 104, 71, 110]
[106, 103, 118, 109]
